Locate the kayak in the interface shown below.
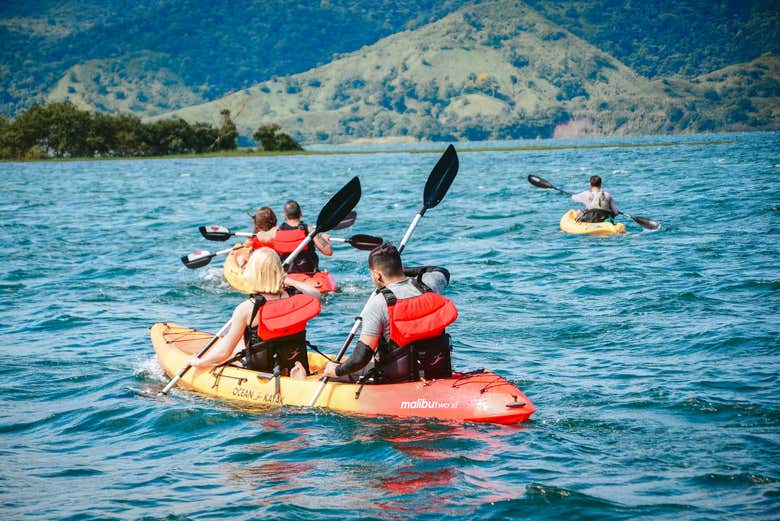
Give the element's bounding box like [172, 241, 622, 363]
[560, 209, 626, 235]
[151, 323, 536, 424]
[224, 246, 337, 294]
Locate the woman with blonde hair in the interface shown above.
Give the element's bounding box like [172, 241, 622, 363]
[189, 248, 321, 379]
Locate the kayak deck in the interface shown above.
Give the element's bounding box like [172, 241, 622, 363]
[560, 209, 626, 235]
[151, 323, 535, 424]
[223, 246, 337, 294]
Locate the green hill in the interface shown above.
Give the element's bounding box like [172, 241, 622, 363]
[0, 0, 470, 117]
[158, 0, 780, 143]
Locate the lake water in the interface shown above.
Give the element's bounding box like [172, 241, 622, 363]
[1, 132, 778, 519]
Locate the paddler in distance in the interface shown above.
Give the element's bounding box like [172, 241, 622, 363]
[236, 206, 278, 267]
[572, 175, 620, 223]
[275, 200, 332, 274]
[239, 200, 333, 273]
[188, 248, 321, 379]
[323, 242, 457, 382]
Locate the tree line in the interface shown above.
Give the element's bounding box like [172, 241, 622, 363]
[0, 102, 301, 160]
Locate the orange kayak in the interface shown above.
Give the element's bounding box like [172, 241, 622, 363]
[223, 246, 337, 294]
[151, 323, 535, 425]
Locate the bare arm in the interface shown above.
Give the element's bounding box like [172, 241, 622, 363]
[284, 276, 322, 299]
[189, 303, 249, 368]
[309, 226, 333, 256]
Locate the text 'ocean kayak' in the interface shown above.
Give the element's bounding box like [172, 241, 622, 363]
[560, 209, 626, 235]
[151, 323, 535, 424]
[224, 246, 337, 294]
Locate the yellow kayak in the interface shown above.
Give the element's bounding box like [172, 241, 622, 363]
[151, 322, 535, 424]
[224, 246, 337, 294]
[559, 209, 626, 235]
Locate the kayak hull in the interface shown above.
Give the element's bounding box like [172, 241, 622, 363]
[224, 246, 337, 294]
[560, 209, 626, 235]
[151, 323, 535, 424]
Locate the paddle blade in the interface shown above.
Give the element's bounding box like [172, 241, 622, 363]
[333, 210, 357, 230]
[528, 175, 554, 189]
[199, 225, 233, 241]
[181, 250, 214, 269]
[347, 234, 383, 251]
[423, 144, 459, 210]
[316, 176, 362, 233]
[632, 215, 661, 231]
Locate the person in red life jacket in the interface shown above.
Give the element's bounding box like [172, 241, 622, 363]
[276, 200, 333, 274]
[236, 206, 278, 267]
[323, 242, 456, 383]
[188, 247, 321, 379]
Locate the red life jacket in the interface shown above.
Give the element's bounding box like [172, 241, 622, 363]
[386, 291, 458, 346]
[251, 236, 274, 250]
[273, 227, 309, 254]
[255, 293, 321, 340]
[377, 279, 458, 382]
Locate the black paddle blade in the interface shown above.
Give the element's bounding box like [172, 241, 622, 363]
[333, 210, 357, 230]
[528, 175, 554, 189]
[347, 234, 384, 251]
[316, 176, 361, 233]
[632, 215, 661, 231]
[181, 250, 214, 269]
[199, 225, 233, 241]
[423, 144, 459, 210]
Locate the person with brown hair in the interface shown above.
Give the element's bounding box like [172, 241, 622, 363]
[236, 206, 278, 267]
[188, 248, 321, 378]
[572, 175, 620, 223]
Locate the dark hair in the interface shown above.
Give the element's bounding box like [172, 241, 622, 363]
[253, 206, 277, 233]
[368, 242, 403, 277]
[589, 175, 602, 188]
[284, 200, 302, 219]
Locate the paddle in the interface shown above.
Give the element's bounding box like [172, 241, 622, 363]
[399, 144, 459, 253]
[181, 245, 243, 269]
[308, 145, 459, 407]
[163, 177, 362, 396]
[199, 223, 380, 253]
[158, 320, 232, 396]
[200, 211, 358, 242]
[329, 234, 384, 251]
[281, 176, 361, 271]
[527, 174, 660, 231]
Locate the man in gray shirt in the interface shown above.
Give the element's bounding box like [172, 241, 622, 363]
[323, 242, 453, 381]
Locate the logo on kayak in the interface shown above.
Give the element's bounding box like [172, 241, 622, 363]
[400, 398, 459, 409]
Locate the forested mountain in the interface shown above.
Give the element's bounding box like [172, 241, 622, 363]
[0, 0, 471, 116]
[2, 0, 778, 143]
[159, 0, 779, 142]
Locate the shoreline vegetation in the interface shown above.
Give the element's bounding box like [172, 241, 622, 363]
[0, 102, 302, 161]
[0, 99, 734, 164]
[2, 138, 732, 163]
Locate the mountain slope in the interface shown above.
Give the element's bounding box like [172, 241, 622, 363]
[0, 0, 471, 116]
[158, 0, 677, 142]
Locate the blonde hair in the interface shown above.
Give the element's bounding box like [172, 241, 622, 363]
[242, 247, 284, 294]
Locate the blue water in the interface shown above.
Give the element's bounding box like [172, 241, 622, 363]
[1, 132, 778, 520]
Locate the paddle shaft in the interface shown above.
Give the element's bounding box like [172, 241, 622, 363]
[281, 227, 317, 271]
[158, 320, 231, 395]
[307, 313, 365, 407]
[398, 207, 426, 254]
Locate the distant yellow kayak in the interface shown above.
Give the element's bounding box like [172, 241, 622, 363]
[559, 209, 626, 235]
[224, 246, 337, 294]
